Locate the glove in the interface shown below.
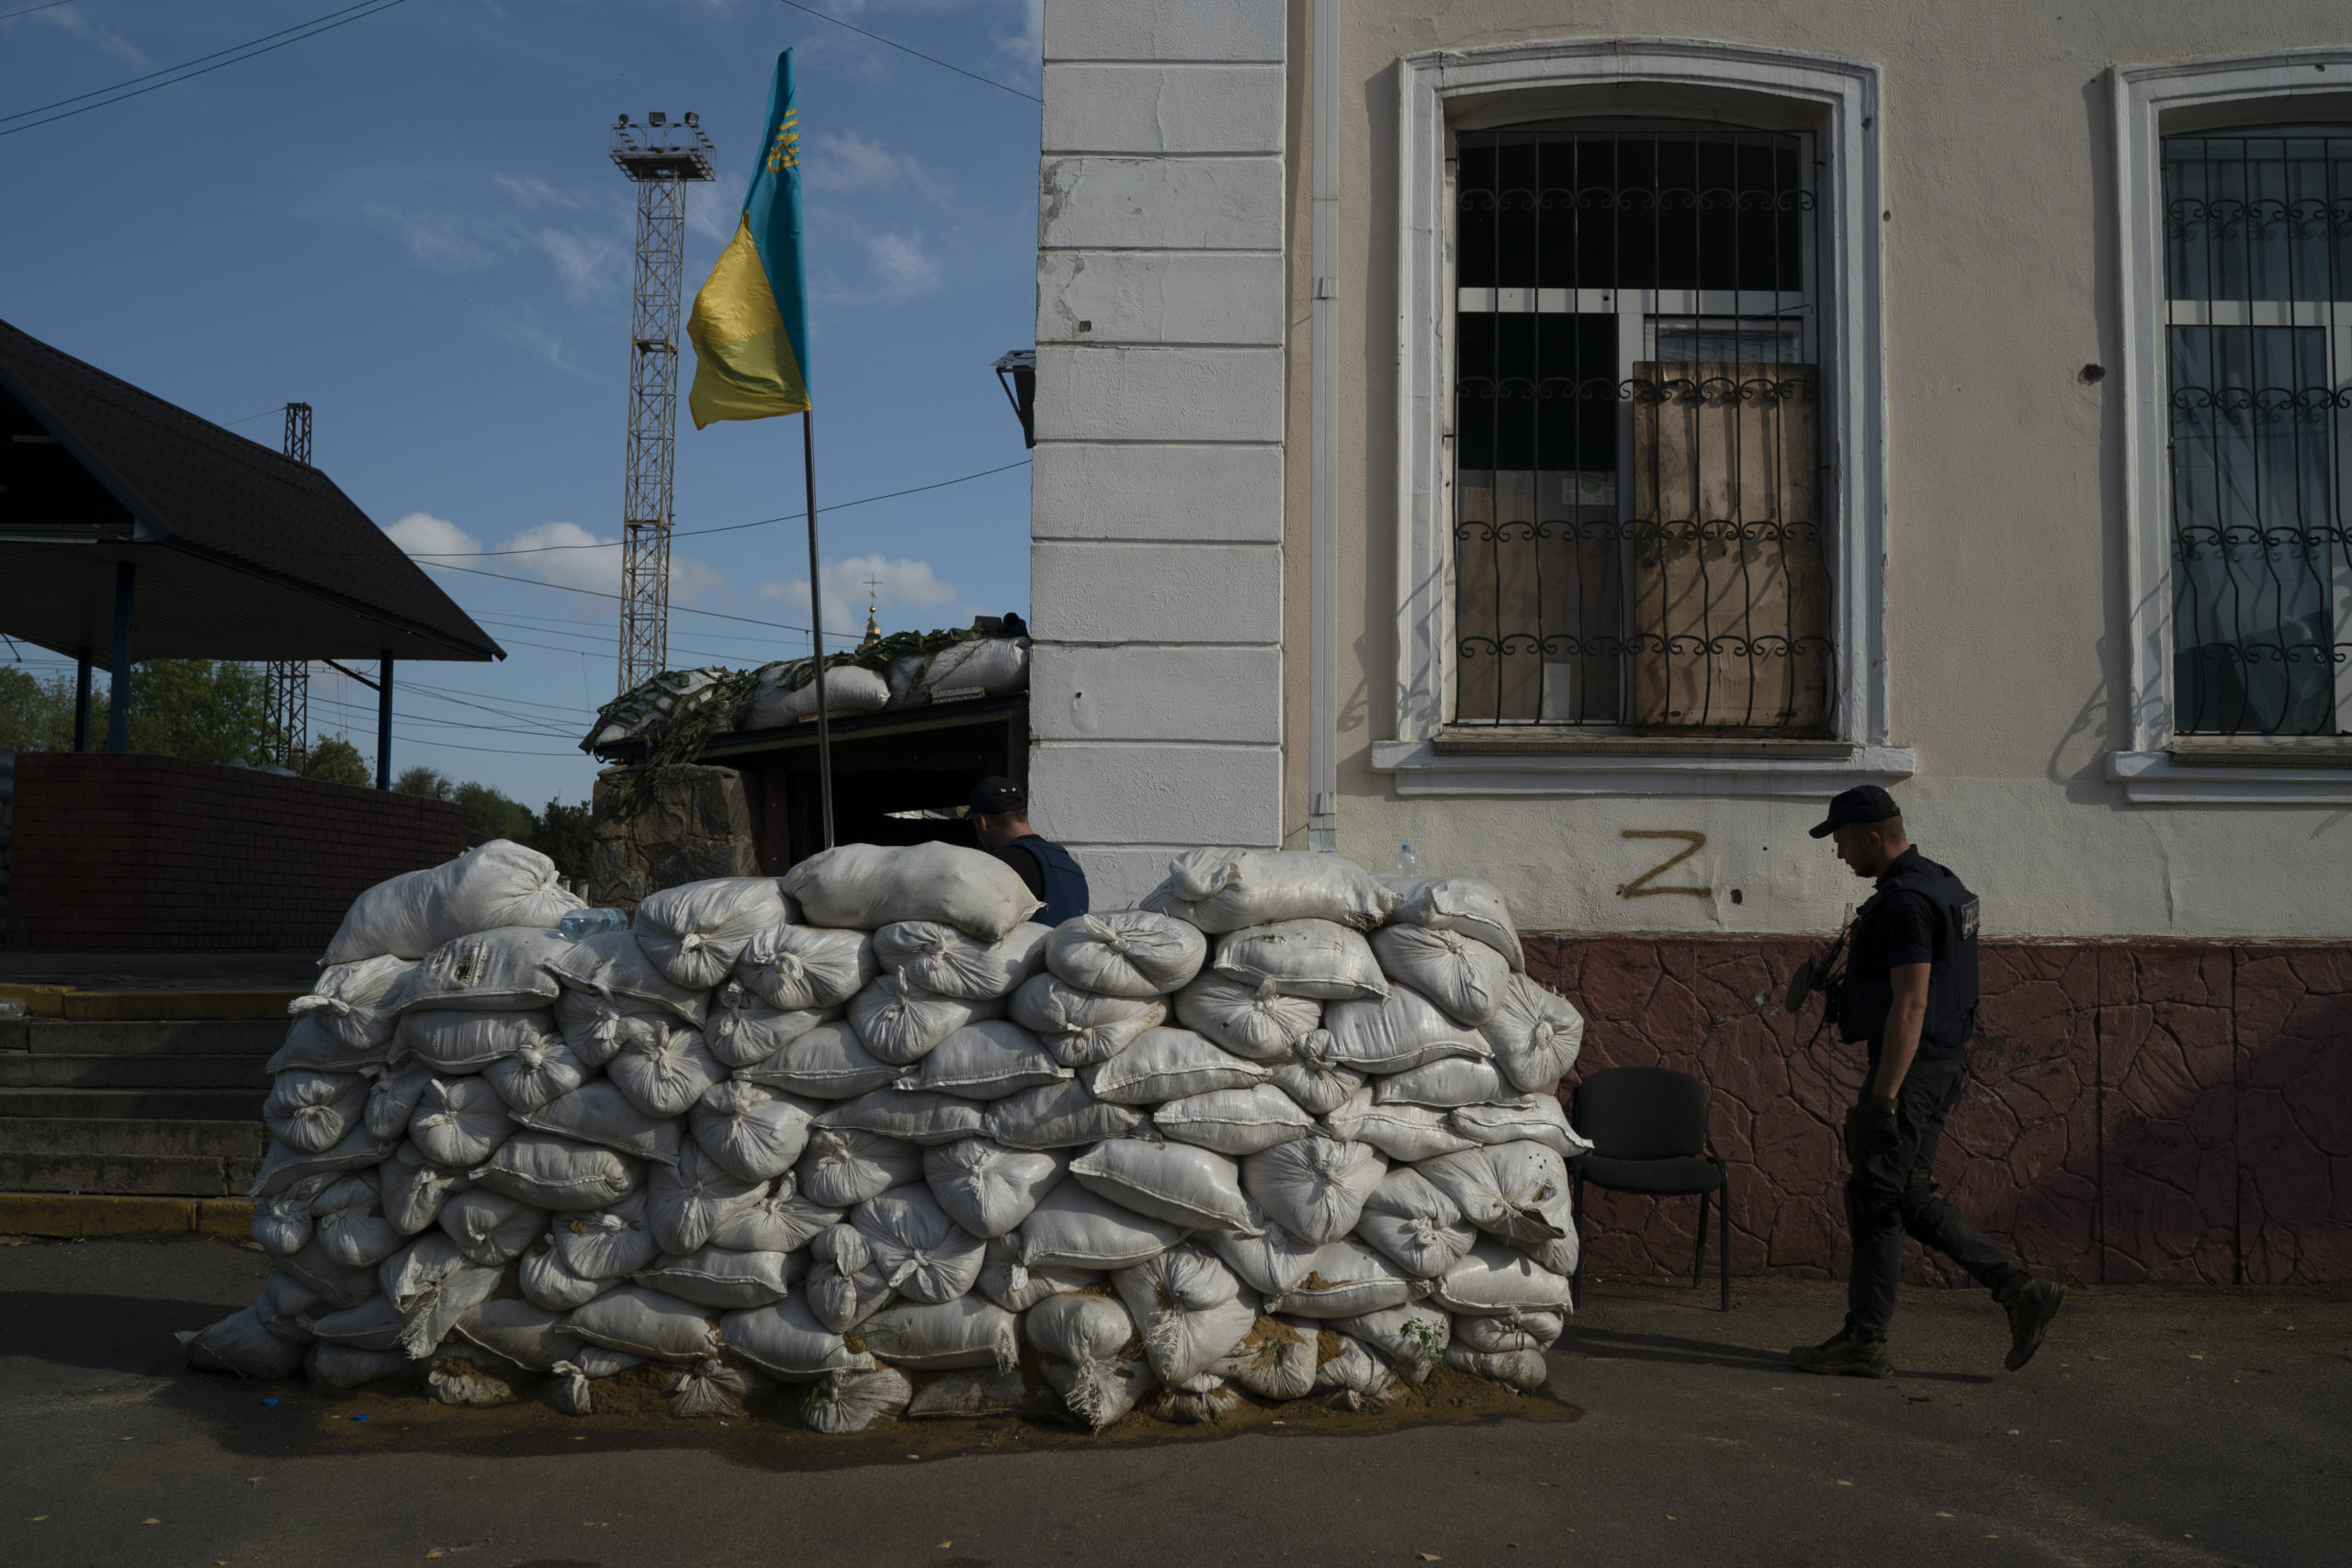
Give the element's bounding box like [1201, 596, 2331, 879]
[1844, 1099, 1901, 1163]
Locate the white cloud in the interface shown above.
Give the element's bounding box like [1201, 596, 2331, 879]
[829, 553, 958, 612]
[804, 132, 947, 202]
[500, 522, 619, 594]
[492, 172, 582, 212]
[480, 304, 585, 375]
[759, 577, 858, 639]
[992, 0, 1044, 75]
[860, 231, 944, 299]
[28, 6, 149, 68]
[527, 228, 622, 299]
[384, 512, 481, 558]
[359, 200, 495, 272]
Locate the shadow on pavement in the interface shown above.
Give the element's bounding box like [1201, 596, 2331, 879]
[0, 1291, 234, 1379]
[1564, 1324, 1996, 1384]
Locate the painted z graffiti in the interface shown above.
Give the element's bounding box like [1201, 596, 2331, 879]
[1616, 829, 1711, 898]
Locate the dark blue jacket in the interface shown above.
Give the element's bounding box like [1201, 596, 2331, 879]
[997, 835, 1091, 927]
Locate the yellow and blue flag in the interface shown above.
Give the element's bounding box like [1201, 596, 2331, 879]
[687, 50, 812, 427]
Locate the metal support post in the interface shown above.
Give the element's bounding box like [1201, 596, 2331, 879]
[376, 651, 394, 790]
[73, 648, 91, 752]
[107, 561, 134, 753]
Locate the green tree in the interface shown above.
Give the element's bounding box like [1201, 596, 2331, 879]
[0, 666, 80, 752]
[530, 797, 593, 882]
[393, 766, 454, 800]
[303, 735, 372, 787]
[98, 660, 276, 764]
[455, 780, 537, 850]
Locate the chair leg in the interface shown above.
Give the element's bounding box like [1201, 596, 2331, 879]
[1719, 1172, 1732, 1313]
[1691, 1189, 1710, 1289]
[1569, 1172, 1583, 1312]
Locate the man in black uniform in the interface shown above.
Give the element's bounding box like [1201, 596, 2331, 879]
[1792, 785, 2065, 1378]
[967, 776, 1091, 926]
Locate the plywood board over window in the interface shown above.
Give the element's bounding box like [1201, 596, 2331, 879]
[1629, 361, 1830, 732]
[1454, 469, 1623, 726]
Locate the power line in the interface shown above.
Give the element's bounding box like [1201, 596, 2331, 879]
[774, 0, 1041, 106]
[425, 559, 867, 641]
[0, 0, 412, 139]
[0, 1, 81, 22]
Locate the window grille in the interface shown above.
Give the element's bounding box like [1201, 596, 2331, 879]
[2164, 127, 2352, 736]
[1451, 121, 1835, 731]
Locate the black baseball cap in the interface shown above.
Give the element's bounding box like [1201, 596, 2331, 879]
[969, 776, 1026, 817]
[1808, 784, 1900, 839]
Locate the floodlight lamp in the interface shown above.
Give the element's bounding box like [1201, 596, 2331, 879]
[684, 112, 699, 128]
[616, 114, 629, 127]
[648, 111, 666, 128]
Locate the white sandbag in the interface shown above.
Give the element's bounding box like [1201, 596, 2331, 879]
[546, 929, 708, 1022]
[803, 1224, 896, 1332]
[179, 1303, 306, 1378]
[737, 1020, 899, 1099]
[380, 1141, 473, 1235]
[1374, 1056, 1509, 1109]
[662, 1355, 764, 1419]
[1016, 1180, 1187, 1271]
[251, 1177, 322, 1256]
[249, 1124, 393, 1200]
[1141, 848, 1399, 934]
[551, 991, 673, 1071]
[307, 1341, 413, 1389]
[519, 1238, 606, 1312]
[852, 1187, 987, 1303]
[923, 1138, 1068, 1238]
[406, 1077, 516, 1169]
[647, 1143, 766, 1255]
[1322, 985, 1492, 1074]
[398, 1009, 557, 1076]
[850, 971, 1008, 1066]
[517, 1080, 684, 1166]
[747, 660, 892, 727]
[723, 1295, 879, 1382]
[636, 1244, 800, 1309]
[1446, 1343, 1551, 1391]
[1448, 1095, 1590, 1159]
[689, 1079, 817, 1181]
[454, 1297, 586, 1371]
[1240, 1136, 1385, 1244]
[855, 1296, 1021, 1371]
[1212, 1314, 1317, 1400]
[1152, 1085, 1317, 1156]
[710, 1185, 842, 1253]
[783, 841, 1042, 941]
[305, 1292, 408, 1352]
[799, 1366, 913, 1434]
[1113, 1244, 1258, 1385]
[605, 1022, 723, 1120]
[1044, 911, 1207, 998]
[289, 954, 416, 1052]
[907, 636, 1029, 702]
[1262, 1032, 1364, 1117]
[1172, 974, 1322, 1063]
[254, 1270, 320, 1343]
[634, 877, 793, 989]
[895, 1020, 1070, 1100]
[733, 923, 876, 1011]
[398, 926, 571, 1012]
[472, 1131, 642, 1212]
[1084, 1026, 1266, 1105]
[980, 1078, 1145, 1149]
[379, 1235, 503, 1354]
[1265, 1239, 1418, 1319]
[816, 1088, 986, 1145]
[1204, 1203, 1323, 1296]
[312, 1170, 401, 1269]
[1070, 1139, 1257, 1234]
[365, 1063, 436, 1142]
[1321, 1088, 1478, 1162]
[1149, 1369, 1238, 1423]
[264, 1069, 368, 1155]
[438, 1188, 544, 1265]
[1481, 973, 1587, 1094]
[1370, 923, 1511, 1026]
[1431, 1237, 1574, 1316]
[1214, 919, 1388, 1002]
[702, 981, 836, 1069]
[1453, 1308, 1565, 1352]
[905, 1367, 1063, 1419]
[1333, 1300, 1451, 1384]
[1354, 1166, 1476, 1279]
[323, 839, 582, 964]
[1416, 1141, 1573, 1250]
[1378, 874, 1525, 970]
[977, 1235, 1101, 1312]
[551, 1190, 662, 1280]
[796, 1127, 923, 1208]
[1023, 1292, 1156, 1429]
[565, 1284, 724, 1361]
[1009, 973, 1166, 1067]
[1312, 1331, 1396, 1409]
[266, 1013, 390, 1075]
[875, 919, 1052, 1000]
[478, 1032, 587, 1115]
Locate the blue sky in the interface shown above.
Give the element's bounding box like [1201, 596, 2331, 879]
[0, 0, 1043, 807]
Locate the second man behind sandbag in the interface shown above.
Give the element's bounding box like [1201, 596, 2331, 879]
[967, 775, 1090, 925]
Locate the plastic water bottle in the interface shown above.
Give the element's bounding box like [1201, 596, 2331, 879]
[558, 908, 628, 941]
[1394, 843, 1419, 876]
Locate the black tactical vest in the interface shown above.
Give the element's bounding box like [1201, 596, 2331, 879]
[1838, 850, 1982, 1055]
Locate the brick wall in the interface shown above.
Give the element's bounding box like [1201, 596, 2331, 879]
[4, 753, 462, 953]
[1537, 935, 2352, 1287]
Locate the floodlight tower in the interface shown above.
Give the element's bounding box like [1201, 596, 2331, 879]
[265, 402, 314, 768]
[610, 111, 717, 694]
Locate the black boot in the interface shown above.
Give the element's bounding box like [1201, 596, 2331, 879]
[1998, 1279, 2064, 1371]
[1790, 1325, 1892, 1379]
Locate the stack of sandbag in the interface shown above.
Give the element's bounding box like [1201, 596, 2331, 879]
[183, 839, 1589, 1432]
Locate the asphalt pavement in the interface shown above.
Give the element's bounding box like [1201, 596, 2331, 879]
[1, 1235, 2344, 1568]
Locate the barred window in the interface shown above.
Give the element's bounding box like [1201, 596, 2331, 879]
[1452, 121, 1834, 732]
[2164, 126, 2352, 737]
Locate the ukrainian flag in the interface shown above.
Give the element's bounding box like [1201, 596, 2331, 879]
[687, 51, 812, 426]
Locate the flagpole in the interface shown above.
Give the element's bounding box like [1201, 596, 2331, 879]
[803, 406, 835, 849]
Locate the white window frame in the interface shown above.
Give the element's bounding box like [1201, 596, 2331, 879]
[1374, 37, 1908, 797]
[2109, 48, 2352, 805]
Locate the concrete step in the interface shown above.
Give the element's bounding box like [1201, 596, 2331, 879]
[0, 1087, 268, 1121]
[0, 1054, 271, 1090]
[0, 1018, 285, 1055]
[0, 1116, 267, 1159]
[0, 1149, 262, 1198]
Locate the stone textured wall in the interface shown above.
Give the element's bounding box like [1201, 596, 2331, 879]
[587, 765, 756, 914]
[1537, 934, 2352, 1286]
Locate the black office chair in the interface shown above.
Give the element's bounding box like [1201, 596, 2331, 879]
[1569, 1066, 1730, 1311]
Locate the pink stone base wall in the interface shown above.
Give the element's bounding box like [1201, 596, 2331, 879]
[1531, 936, 2352, 1286]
